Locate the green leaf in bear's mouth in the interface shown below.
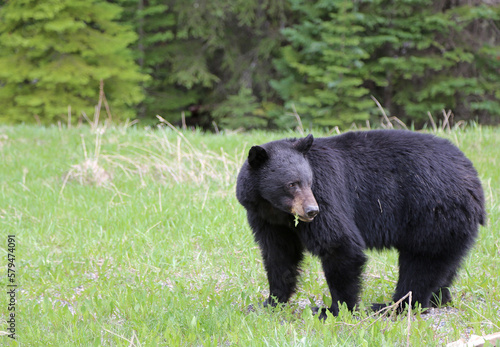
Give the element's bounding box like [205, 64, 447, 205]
[294, 214, 299, 227]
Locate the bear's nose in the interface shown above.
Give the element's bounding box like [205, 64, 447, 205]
[305, 205, 319, 219]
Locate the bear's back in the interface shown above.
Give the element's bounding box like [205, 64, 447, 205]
[313, 130, 476, 182]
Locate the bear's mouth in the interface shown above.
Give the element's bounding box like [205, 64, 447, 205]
[291, 210, 318, 223]
[297, 215, 315, 223]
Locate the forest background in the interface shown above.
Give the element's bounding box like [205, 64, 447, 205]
[1, 0, 500, 130]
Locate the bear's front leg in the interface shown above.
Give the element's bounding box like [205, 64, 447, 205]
[320, 248, 366, 317]
[254, 224, 305, 307]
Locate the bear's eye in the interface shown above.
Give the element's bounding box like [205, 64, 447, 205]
[288, 182, 299, 188]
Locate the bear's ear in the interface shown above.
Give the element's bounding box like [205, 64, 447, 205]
[248, 145, 269, 169]
[295, 134, 314, 154]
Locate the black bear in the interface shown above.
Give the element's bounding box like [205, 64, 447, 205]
[236, 130, 485, 318]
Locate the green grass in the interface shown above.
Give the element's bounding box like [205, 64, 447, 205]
[0, 124, 499, 346]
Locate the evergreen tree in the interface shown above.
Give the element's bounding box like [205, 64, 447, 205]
[271, 0, 374, 128]
[116, 0, 180, 120]
[0, 0, 146, 123]
[2, 0, 498, 128]
[119, 0, 290, 128]
[272, 0, 500, 128]
[361, 0, 500, 123]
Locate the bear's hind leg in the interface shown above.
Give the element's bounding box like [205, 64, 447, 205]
[393, 251, 457, 311]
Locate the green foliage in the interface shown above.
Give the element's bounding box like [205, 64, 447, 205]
[0, 0, 146, 124]
[117, 0, 290, 127]
[272, 0, 500, 128]
[361, 0, 500, 123]
[212, 87, 267, 129]
[116, 0, 188, 121]
[175, 0, 290, 128]
[1, 0, 500, 128]
[272, 0, 374, 127]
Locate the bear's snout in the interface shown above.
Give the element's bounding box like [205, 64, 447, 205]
[305, 205, 319, 219]
[292, 189, 319, 222]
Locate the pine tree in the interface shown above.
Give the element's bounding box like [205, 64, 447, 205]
[0, 0, 146, 123]
[116, 0, 182, 121]
[360, 0, 500, 123]
[118, 0, 290, 128]
[271, 0, 374, 128]
[272, 0, 500, 127]
[266, 0, 500, 127]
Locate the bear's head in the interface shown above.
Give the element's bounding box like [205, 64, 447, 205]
[243, 134, 319, 223]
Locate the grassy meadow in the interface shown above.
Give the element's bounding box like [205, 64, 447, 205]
[0, 123, 499, 346]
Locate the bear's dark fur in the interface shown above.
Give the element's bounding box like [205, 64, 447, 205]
[236, 130, 485, 317]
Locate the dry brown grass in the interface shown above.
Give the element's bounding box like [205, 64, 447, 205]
[63, 116, 241, 191]
[66, 158, 112, 186]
